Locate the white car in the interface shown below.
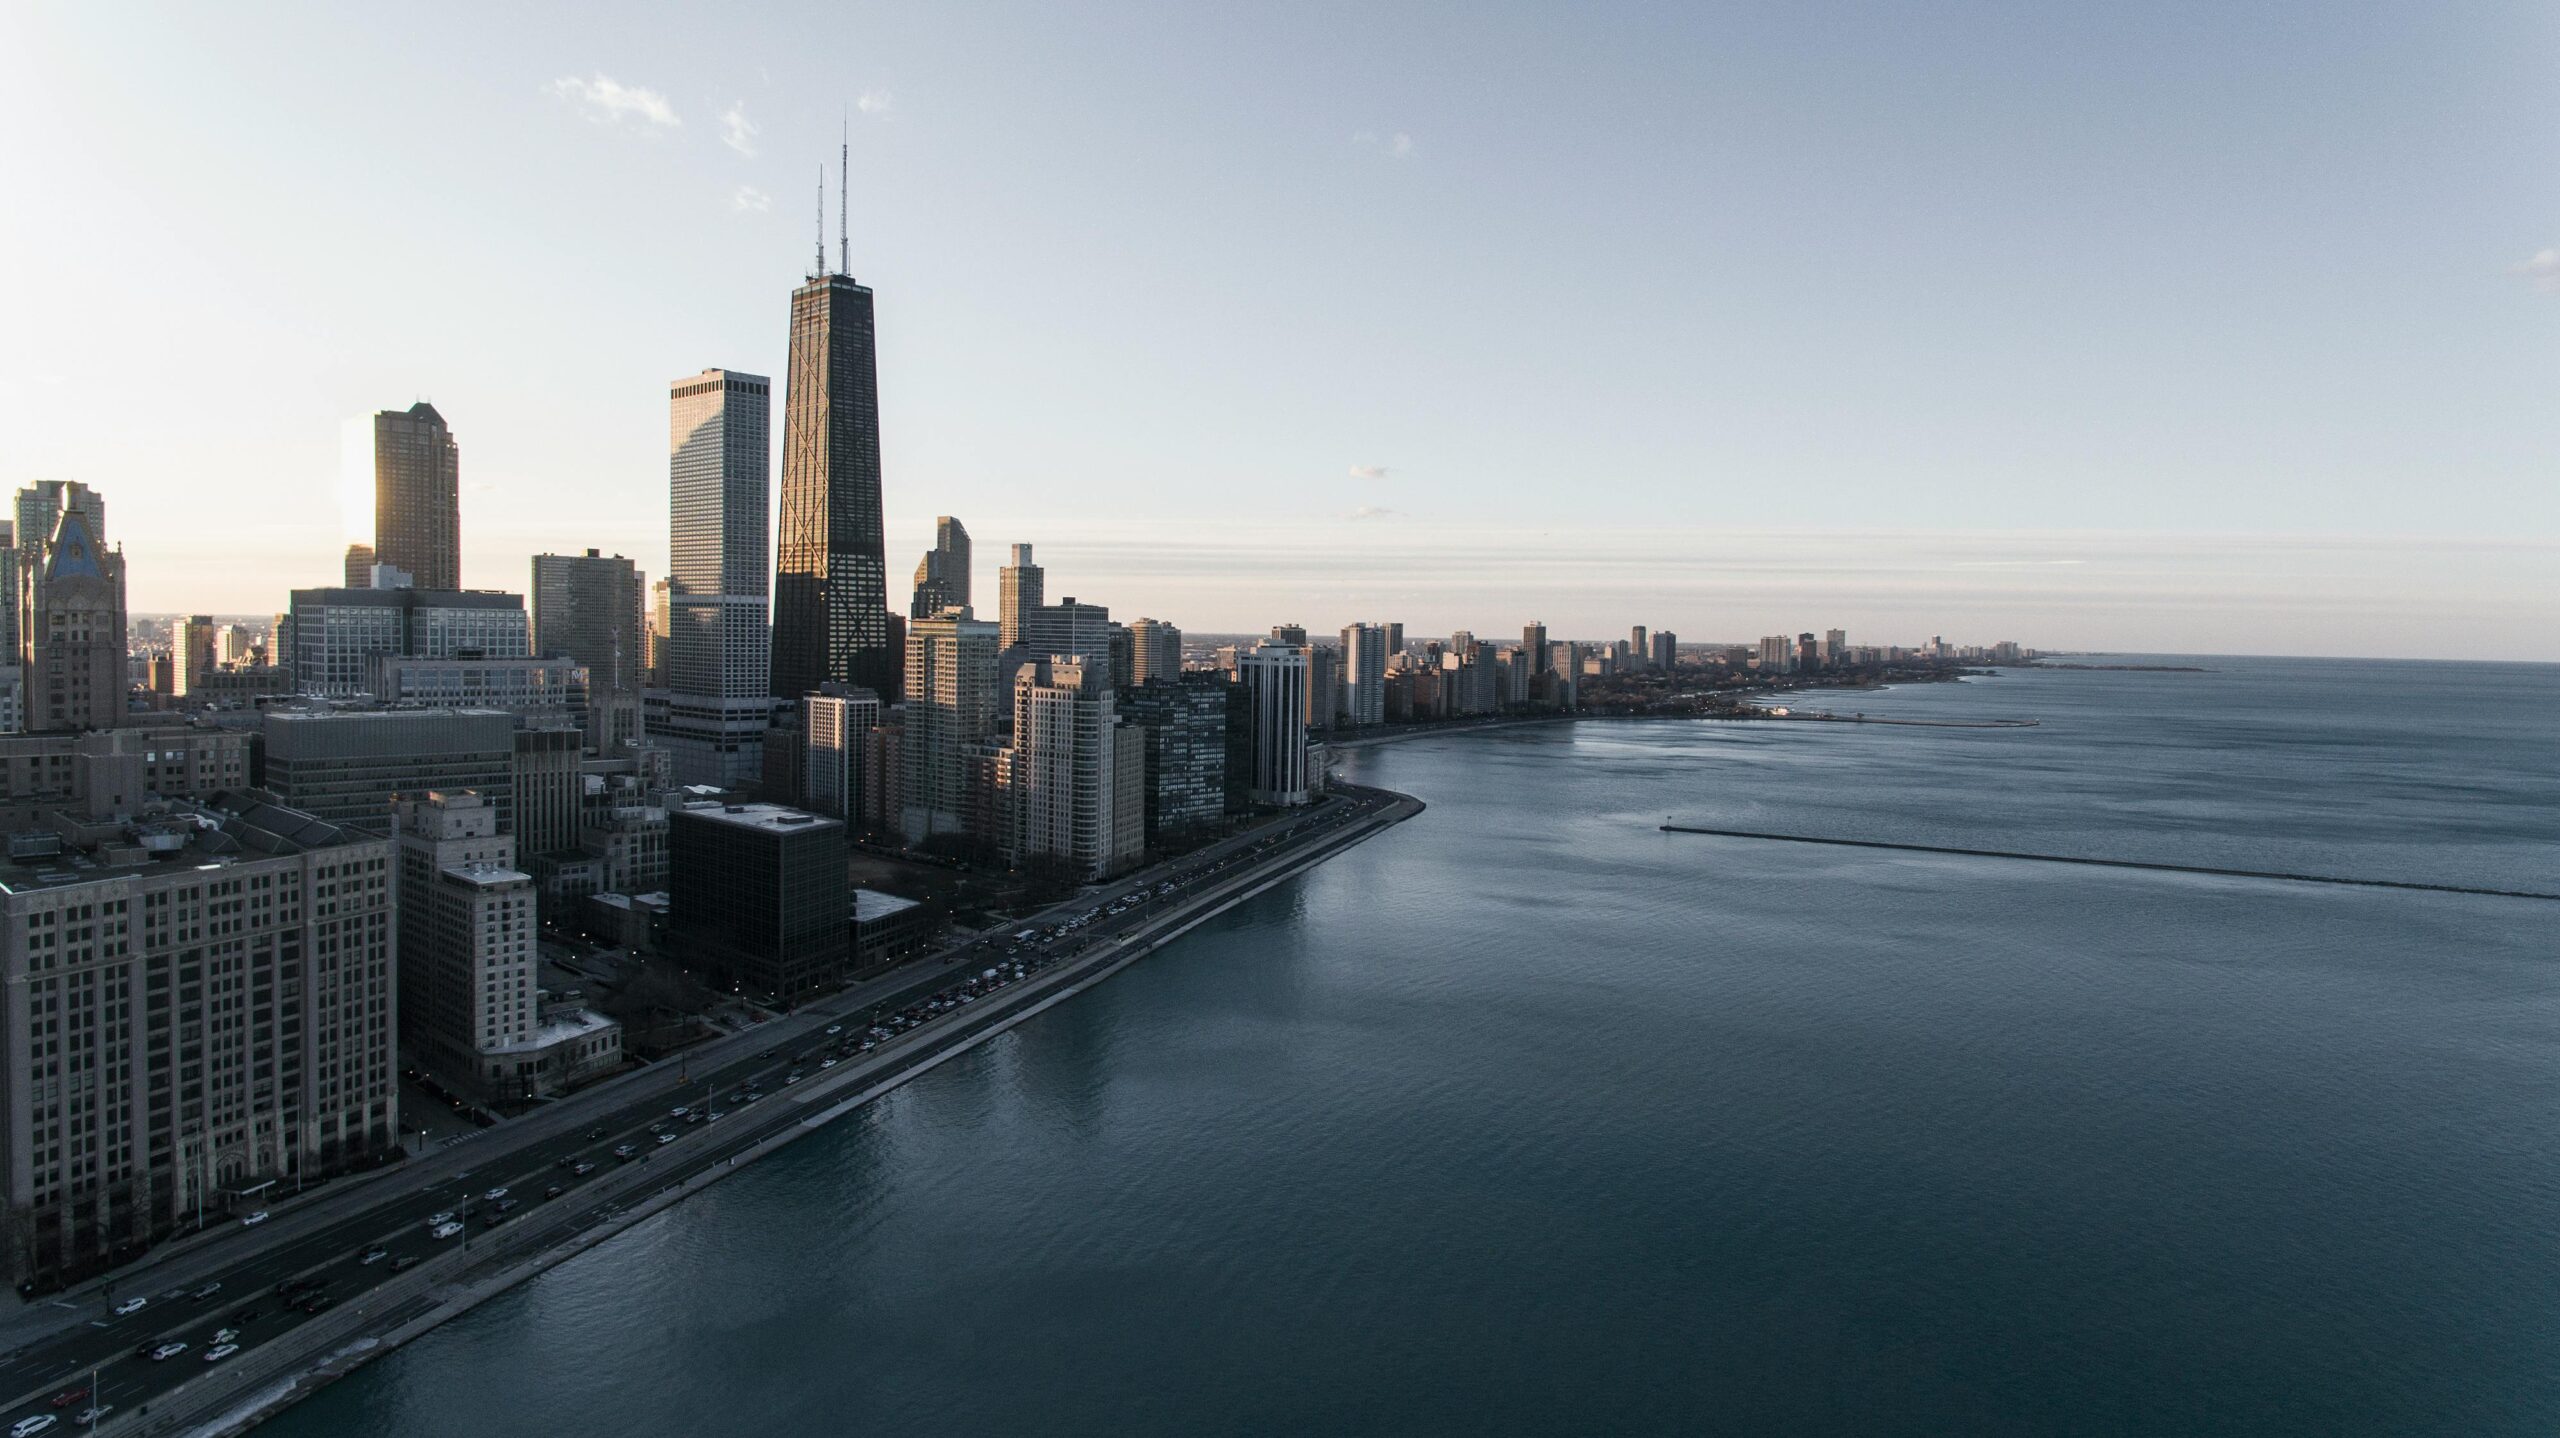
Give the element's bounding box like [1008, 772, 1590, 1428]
[203, 1343, 240, 1363]
[482, 1187, 509, 1202]
[429, 1221, 463, 1240]
[427, 1211, 455, 1228]
[13, 1416, 58, 1438]
[148, 1342, 188, 1361]
[72, 1408, 110, 1428]
[239, 1211, 268, 1227]
[111, 1296, 147, 1317]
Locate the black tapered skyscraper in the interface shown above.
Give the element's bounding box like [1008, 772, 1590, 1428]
[771, 235, 889, 700]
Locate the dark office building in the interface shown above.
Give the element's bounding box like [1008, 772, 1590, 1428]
[259, 709, 515, 833]
[770, 265, 891, 703]
[1120, 680, 1227, 843]
[667, 802, 850, 999]
[511, 724, 584, 858]
[1192, 670, 1255, 815]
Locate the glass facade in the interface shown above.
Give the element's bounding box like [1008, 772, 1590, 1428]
[772, 274, 890, 701]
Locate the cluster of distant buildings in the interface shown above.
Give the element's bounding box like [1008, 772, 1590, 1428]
[0, 211, 2029, 1291]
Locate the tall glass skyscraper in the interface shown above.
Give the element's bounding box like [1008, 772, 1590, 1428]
[657, 368, 773, 789]
[771, 268, 889, 701]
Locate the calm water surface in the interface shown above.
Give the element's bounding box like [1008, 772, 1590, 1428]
[268, 657, 2560, 1436]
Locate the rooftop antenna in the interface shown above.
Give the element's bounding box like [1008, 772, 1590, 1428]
[814, 164, 826, 277]
[838, 112, 850, 276]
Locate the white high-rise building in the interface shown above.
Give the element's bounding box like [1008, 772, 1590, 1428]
[1339, 623, 1387, 726]
[655, 368, 773, 788]
[1237, 641, 1309, 806]
[170, 615, 219, 697]
[804, 686, 882, 822]
[902, 612, 1001, 840]
[1129, 617, 1182, 686]
[1006, 658, 1139, 878]
[997, 543, 1043, 651]
[393, 790, 612, 1101]
[1025, 598, 1111, 665]
[393, 791, 529, 1046]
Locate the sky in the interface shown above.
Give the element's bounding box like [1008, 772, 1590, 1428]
[0, 1, 2553, 657]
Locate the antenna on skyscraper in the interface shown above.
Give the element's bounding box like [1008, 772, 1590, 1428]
[814, 164, 827, 276]
[839, 112, 850, 276]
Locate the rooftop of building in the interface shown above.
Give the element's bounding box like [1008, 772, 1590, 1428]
[481, 1005, 619, 1057]
[287, 586, 525, 608]
[853, 888, 922, 922]
[673, 801, 844, 837]
[440, 860, 532, 888]
[0, 791, 377, 897]
[265, 706, 516, 726]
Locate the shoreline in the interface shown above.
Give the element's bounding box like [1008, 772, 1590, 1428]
[109, 788, 1424, 1438]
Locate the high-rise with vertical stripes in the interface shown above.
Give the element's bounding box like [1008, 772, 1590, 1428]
[373, 403, 460, 590]
[657, 368, 773, 788]
[771, 263, 889, 702]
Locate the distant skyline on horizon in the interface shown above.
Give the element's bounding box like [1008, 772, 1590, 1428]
[2, 3, 2553, 660]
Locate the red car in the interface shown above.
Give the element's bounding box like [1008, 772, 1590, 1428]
[49, 1387, 88, 1409]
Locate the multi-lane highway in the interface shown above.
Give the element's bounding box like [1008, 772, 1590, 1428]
[0, 785, 1406, 1436]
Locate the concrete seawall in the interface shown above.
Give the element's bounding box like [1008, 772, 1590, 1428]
[173, 789, 1423, 1437]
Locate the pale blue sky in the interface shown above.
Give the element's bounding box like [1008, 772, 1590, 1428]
[1, 2, 2553, 655]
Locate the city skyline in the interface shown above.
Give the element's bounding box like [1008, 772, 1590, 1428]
[1, 4, 2554, 658]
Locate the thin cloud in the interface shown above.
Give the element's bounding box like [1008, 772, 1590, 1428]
[732, 185, 772, 213]
[721, 102, 759, 156]
[1345, 505, 1401, 521]
[2516, 247, 2560, 293]
[548, 73, 680, 130]
[857, 90, 894, 116]
[1349, 464, 1390, 481]
[1354, 131, 1415, 159]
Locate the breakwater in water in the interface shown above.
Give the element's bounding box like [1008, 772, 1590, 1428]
[1657, 824, 2560, 902]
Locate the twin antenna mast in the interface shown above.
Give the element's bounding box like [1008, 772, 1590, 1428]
[815, 113, 851, 277]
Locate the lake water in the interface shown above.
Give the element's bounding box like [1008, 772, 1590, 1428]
[266, 657, 2560, 1436]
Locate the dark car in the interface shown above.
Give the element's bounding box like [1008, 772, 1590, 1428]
[298, 1295, 334, 1315]
[229, 1306, 258, 1326]
[390, 1255, 422, 1272]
